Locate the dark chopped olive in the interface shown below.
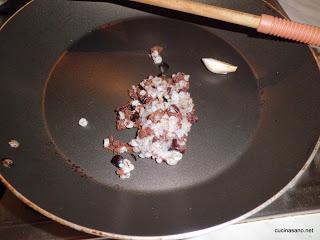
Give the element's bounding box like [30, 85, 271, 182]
[169, 139, 186, 154]
[141, 96, 151, 104]
[159, 62, 169, 75]
[130, 112, 140, 122]
[170, 139, 178, 150]
[139, 94, 147, 103]
[2, 158, 14, 168]
[130, 154, 137, 161]
[111, 155, 124, 168]
[130, 105, 135, 111]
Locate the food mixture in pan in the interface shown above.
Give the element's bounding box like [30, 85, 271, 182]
[104, 46, 198, 178]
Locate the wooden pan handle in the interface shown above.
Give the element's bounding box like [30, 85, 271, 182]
[131, 0, 320, 46]
[132, 0, 261, 28]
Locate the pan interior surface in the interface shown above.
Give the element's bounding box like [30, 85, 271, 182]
[44, 17, 260, 192]
[1, 0, 320, 238]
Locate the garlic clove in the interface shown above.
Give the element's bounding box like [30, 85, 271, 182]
[202, 58, 238, 74]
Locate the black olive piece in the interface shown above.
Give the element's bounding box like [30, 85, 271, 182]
[169, 139, 186, 154]
[130, 105, 135, 111]
[130, 154, 137, 161]
[141, 96, 148, 104]
[111, 155, 124, 168]
[1, 158, 14, 168]
[169, 139, 178, 151]
[130, 112, 140, 122]
[159, 62, 169, 75]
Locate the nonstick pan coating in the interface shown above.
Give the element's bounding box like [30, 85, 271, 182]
[0, 0, 319, 239]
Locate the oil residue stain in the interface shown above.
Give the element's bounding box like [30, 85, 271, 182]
[68, 159, 93, 179]
[52, 148, 92, 179]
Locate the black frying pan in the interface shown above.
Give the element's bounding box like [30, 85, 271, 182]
[0, 0, 320, 239]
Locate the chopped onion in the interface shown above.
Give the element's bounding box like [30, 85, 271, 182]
[78, 118, 88, 127]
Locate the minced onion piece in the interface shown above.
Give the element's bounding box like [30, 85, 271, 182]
[78, 118, 88, 127]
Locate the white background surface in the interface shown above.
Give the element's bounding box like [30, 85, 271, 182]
[193, 213, 320, 240]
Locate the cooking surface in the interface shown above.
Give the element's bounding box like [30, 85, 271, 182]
[45, 17, 260, 192]
[1, 154, 320, 239]
[1, 0, 320, 239]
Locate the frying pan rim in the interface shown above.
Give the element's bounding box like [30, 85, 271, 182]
[1, 0, 320, 239]
[1, 138, 319, 240]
